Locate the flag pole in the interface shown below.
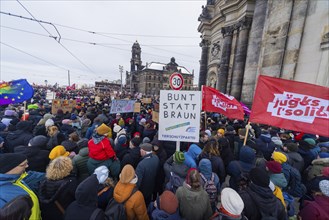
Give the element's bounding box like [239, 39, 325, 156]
[243, 121, 251, 146]
[23, 101, 26, 121]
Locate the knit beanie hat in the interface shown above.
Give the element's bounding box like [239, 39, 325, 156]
[159, 190, 179, 214]
[319, 180, 329, 197]
[133, 132, 141, 137]
[173, 151, 185, 164]
[218, 129, 225, 135]
[271, 137, 283, 147]
[96, 123, 111, 135]
[272, 151, 287, 164]
[322, 167, 329, 177]
[142, 137, 150, 144]
[220, 187, 244, 216]
[49, 145, 70, 160]
[286, 143, 298, 152]
[304, 138, 316, 147]
[250, 167, 270, 187]
[319, 152, 329, 158]
[45, 118, 54, 128]
[140, 143, 152, 152]
[205, 130, 211, 137]
[120, 164, 136, 184]
[266, 161, 282, 174]
[29, 135, 48, 148]
[94, 166, 109, 184]
[113, 123, 122, 133]
[0, 153, 27, 173]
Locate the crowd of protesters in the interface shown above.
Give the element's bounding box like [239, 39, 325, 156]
[0, 86, 328, 220]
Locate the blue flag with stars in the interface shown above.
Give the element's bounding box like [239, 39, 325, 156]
[0, 79, 34, 105]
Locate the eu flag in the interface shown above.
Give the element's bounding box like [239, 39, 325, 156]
[0, 79, 34, 105]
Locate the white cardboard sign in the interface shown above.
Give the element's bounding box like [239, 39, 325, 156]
[159, 90, 201, 142]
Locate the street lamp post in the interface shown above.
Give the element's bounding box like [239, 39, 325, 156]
[119, 65, 123, 93]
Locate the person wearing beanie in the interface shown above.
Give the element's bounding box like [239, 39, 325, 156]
[87, 121, 119, 179]
[46, 125, 66, 151]
[64, 174, 105, 220]
[298, 140, 318, 170]
[283, 142, 304, 173]
[72, 138, 90, 183]
[142, 120, 157, 143]
[0, 153, 41, 219]
[219, 187, 245, 220]
[176, 169, 213, 220]
[113, 165, 149, 220]
[39, 156, 78, 220]
[113, 123, 128, 160]
[304, 156, 329, 182]
[33, 114, 54, 136]
[255, 131, 276, 161]
[5, 120, 34, 153]
[164, 151, 189, 191]
[49, 145, 70, 160]
[216, 128, 225, 139]
[121, 137, 142, 169]
[265, 161, 288, 189]
[271, 151, 288, 164]
[14, 135, 50, 172]
[239, 167, 286, 220]
[299, 179, 329, 220]
[149, 190, 181, 220]
[135, 141, 160, 206]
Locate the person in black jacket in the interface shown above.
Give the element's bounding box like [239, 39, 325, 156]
[14, 135, 49, 172]
[64, 174, 105, 220]
[121, 137, 141, 169]
[5, 121, 34, 152]
[39, 156, 78, 220]
[239, 167, 287, 220]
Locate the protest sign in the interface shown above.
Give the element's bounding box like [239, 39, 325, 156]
[134, 103, 141, 113]
[250, 75, 329, 137]
[142, 98, 152, 104]
[110, 100, 136, 114]
[159, 90, 201, 142]
[46, 90, 56, 101]
[51, 99, 76, 115]
[152, 111, 159, 123]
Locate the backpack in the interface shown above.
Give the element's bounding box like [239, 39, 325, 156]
[104, 187, 137, 220]
[282, 163, 306, 197]
[165, 172, 184, 193]
[200, 173, 218, 203]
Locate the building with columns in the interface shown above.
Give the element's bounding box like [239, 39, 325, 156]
[198, 0, 329, 106]
[126, 41, 194, 96]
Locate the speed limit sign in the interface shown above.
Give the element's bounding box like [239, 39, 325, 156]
[169, 73, 184, 90]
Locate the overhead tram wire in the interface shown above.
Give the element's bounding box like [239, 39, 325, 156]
[1, 10, 200, 60]
[1, 25, 198, 64]
[0, 42, 68, 71]
[15, 1, 96, 74]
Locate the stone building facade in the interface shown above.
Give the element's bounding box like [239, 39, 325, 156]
[198, 0, 329, 106]
[126, 41, 194, 96]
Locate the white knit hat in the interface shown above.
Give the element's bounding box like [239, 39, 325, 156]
[319, 180, 329, 197]
[45, 118, 54, 128]
[221, 187, 244, 216]
[113, 123, 122, 133]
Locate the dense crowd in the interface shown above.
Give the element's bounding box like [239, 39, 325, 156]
[0, 87, 328, 220]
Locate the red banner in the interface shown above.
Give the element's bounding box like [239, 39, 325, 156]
[250, 75, 329, 137]
[202, 86, 244, 120]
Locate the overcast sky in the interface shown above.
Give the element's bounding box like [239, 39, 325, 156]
[0, 0, 204, 87]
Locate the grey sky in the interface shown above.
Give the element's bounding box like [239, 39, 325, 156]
[0, 0, 204, 87]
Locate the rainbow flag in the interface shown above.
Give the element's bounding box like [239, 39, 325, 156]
[0, 79, 34, 105]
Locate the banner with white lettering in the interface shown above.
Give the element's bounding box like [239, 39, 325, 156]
[250, 75, 329, 137]
[110, 100, 136, 114]
[202, 86, 244, 120]
[159, 90, 201, 142]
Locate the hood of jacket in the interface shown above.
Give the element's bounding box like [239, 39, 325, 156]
[78, 147, 89, 157]
[0, 173, 21, 186]
[259, 133, 272, 143]
[312, 157, 329, 166]
[248, 183, 279, 214]
[239, 146, 255, 164]
[151, 207, 181, 220]
[198, 158, 212, 179]
[186, 144, 202, 160]
[91, 133, 106, 144]
[75, 174, 99, 206]
[113, 182, 135, 203]
[16, 121, 33, 132]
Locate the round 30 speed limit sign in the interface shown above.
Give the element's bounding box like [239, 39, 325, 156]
[169, 73, 184, 90]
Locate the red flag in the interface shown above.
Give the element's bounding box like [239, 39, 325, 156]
[250, 75, 329, 137]
[202, 86, 244, 120]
